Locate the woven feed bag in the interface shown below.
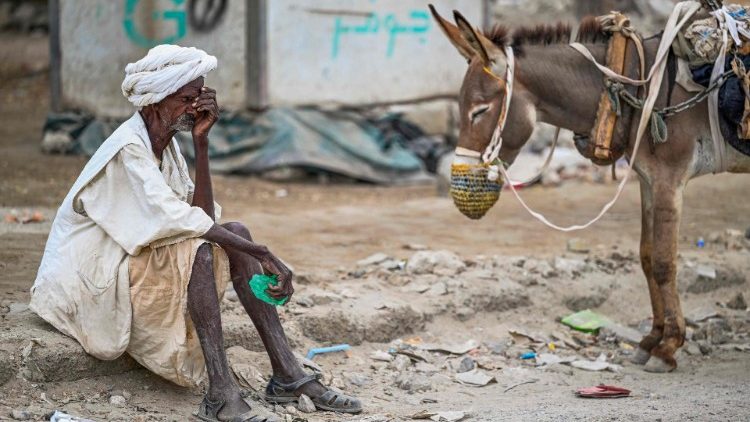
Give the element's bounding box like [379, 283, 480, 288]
[450, 163, 503, 219]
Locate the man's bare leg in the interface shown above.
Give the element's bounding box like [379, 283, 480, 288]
[188, 243, 253, 419]
[221, 222, 328, 398]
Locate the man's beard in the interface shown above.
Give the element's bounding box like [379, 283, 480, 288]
[169, 114, 195, 131]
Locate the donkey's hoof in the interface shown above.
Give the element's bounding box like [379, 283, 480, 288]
[644, 356, 675, 373]
[630, 347, 651, 365]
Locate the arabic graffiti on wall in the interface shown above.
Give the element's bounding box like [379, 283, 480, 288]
[331, 9, 431, 59]
[123, 0, 227, 48]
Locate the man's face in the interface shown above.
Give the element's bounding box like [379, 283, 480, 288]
[154, 77, 205, 131]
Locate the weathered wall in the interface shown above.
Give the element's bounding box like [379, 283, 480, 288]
[60, 0, 245, 118]
[263, 0, 484, 107]
[57, 0, 483, 115]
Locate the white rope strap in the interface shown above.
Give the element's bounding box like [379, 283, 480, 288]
[482, 45, 516, 165]
[482, 1, 700, 231]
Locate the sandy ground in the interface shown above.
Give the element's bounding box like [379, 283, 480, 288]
[1, 37, 749, 422]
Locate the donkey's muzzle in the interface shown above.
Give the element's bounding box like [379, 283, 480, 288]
[450, 163, 503, 220]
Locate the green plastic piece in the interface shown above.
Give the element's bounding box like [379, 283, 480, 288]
[560, 309, 612, 333]
[249, 274, 288, 306]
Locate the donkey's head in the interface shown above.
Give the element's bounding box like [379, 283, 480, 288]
[430, 5, 537, 219]
[431, 6, 537, 165]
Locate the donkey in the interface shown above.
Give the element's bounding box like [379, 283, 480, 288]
[431, 6, 750, 372]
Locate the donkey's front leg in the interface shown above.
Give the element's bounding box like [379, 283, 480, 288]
[644, 182, 686, 373]
[632, 178, 665, 365]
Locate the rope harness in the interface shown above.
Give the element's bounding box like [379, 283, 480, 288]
[453, 1, 711, 230]
[605, 69, 732, 144]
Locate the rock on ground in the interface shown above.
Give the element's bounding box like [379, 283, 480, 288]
[297, 394, 316, 413]
[406, 250, 466, 275]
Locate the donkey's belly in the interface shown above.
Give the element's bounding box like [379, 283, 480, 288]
[690, 136, 750, 176]
[725, 144, 750, 173]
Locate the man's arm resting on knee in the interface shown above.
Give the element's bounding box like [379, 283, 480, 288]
[202, 224, 294, 299]
[202, 224, 268, 258]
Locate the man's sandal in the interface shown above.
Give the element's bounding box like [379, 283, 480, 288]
[264, 373, 362, 414]
[196, 395, 271, 422]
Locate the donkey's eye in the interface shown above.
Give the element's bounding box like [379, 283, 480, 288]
[470, 105, 490, 122]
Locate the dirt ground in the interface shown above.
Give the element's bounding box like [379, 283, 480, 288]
[1, 37, 749, 422]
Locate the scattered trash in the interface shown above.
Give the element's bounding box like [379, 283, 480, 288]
[575, 385, 631, 398]
[49, 411, 95, 422]
[455, 369, 497, 387]
[696, 237, 706, 248]
[397, 347, 431, 363]
[535, 353, 575, 366]
[568, 354, 622, 372]
[520, 352, 537, 360]
[306, 344, 351, 360]
[696, 265, 717, 280]
[598, 323, 643, 345]
[550, 331, 581, 350]
[411, 410, 468, 421]
[419, 339, 479, 355]
[508, 329, 546, 344]
[561, 309, 611, 333]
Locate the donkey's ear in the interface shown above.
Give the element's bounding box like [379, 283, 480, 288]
[429, 4, 475, 61]
[453, 10, 502, 67]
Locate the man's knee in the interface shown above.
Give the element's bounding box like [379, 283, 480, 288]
[222, 221, 252, 241]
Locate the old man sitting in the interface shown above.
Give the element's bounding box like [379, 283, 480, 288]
[30, 45, 361, 421]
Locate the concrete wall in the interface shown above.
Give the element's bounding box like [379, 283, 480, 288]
[262, 0, 484, 107]
[57, 0, 484, 116]
[60, 0, 246, 118]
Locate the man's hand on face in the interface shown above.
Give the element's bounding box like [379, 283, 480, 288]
[191, 86, 218, 143]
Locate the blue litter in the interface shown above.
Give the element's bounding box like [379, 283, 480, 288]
[697, 237, 705, 248]
[306, 344, 351, 360]
[520, 352, 537, 360]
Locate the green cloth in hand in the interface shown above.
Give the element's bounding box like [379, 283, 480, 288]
[249, 274, 288, 306]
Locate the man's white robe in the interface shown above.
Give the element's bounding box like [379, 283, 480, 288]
[30, 112, 218, 366]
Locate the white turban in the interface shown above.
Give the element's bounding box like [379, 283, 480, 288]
[121, 44, 217, 107]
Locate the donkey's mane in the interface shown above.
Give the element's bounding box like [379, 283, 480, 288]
[484, 16, 609, 56]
